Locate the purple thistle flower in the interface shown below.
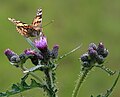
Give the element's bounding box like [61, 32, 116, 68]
[34, 34, 48, 51]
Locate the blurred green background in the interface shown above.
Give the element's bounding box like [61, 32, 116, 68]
[0, 0, 120, 97]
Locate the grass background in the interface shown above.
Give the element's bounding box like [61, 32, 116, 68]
[0, 0, 120, 97]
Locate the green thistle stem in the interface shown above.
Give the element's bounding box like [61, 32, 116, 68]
[48, 70, 54, 88]
[72, 68, 91, 97]
[95, 64, 116, 76]
[49, 70, 57, 97]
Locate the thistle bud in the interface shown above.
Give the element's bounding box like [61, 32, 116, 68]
[88, 47, 97, 59]
[24, 49, 43, 65]
[4, 49, 19, 62]
[80, 53, 89, 62]
[89, 43, 97, 50]
[51, 45, 59, 59]
[97, 42, 104, 55]
[96, 55, 104, 64]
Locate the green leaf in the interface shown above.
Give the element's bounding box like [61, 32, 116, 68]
[21, 73, 29, 81]
[0, 92, 7, 97]
[30, 79, 41, 87]
[0, 79, 43, 97]
[20, 81, 30, 90]
[12, 84, 20, 92]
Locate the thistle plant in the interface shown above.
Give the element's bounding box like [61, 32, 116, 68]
[72, 43, 117, 97]
[3, 33, 56, 96]
[0, 8, 120, 97]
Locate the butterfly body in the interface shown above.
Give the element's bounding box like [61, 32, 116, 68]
[8, 8, 42, 38]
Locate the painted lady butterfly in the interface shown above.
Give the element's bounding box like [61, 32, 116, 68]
[8, 8, 42, 38]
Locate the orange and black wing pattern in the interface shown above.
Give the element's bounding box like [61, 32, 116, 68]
[8, 8, 42, 38]
[32, 8, 42, 32]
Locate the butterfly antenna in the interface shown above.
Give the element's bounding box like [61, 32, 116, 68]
[42, 20, 54, 28]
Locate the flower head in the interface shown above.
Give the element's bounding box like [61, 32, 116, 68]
[34, 34, 48, 51]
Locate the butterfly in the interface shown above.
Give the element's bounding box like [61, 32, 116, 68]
[8, 8, 42, 38]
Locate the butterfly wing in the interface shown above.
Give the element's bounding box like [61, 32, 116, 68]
[8, 18, 39, 38]
[32, 8, 42, 32]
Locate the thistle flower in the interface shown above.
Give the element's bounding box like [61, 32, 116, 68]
[34, 34, 48, 52]
[34, 34, 54, 63]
